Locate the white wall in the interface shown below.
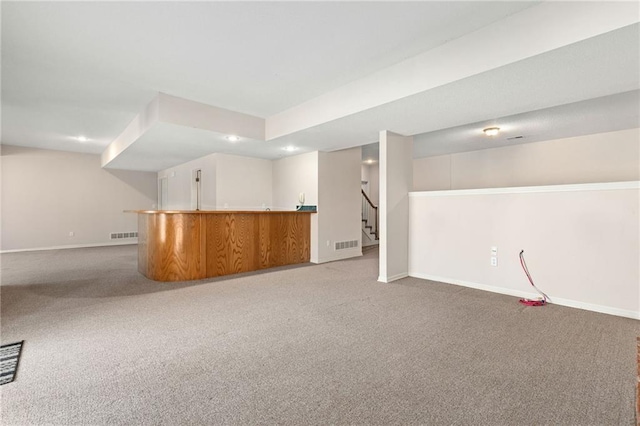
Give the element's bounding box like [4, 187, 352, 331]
[272, 149, 362, 264]
[272, 152, 319, 210]
[1, 145, 157, 251]
[361, 164, 369, 191]
[317, 148, 362, 263]
[272, 151, 319, 262]
[361, 162, 379, 205]
[215, 154, 272, 210]
[158, 152, 272, 211]
[408, 182, 640, 319]
[379, 131, 413, 283]
[414, 128, 640, 191]
[413, 155, 451, 191]
[158, 153, 217, 210]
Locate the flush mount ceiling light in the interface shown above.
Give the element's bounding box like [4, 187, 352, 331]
[76, 136, 89, 142]
[483, 127, 500, 137]
[366, 159, 374, 164]
[225, 135, 240, 142]
[282, 146, 298, 152]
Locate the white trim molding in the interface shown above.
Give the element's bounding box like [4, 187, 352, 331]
[409, 181, 640, 198]
[1, 241, 138, 254]
[378, 272, 409, 283]
[409, 272, 639, 320]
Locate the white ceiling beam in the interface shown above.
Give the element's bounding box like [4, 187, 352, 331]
[157, 93, 264, 141]
[266, 1, 639, 140]
[101, 95, 160, 168]
[101, 93, 265, 168]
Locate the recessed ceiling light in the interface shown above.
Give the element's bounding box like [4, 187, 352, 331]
[226, 135, 240, 142]
[76, 136, 89, 142]
[483, 127, 500, 137]
[282, 146, 298, 152]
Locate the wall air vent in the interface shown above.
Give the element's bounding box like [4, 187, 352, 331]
[335, 240, 359, 251]
[507, 135, 524, 140]
[110, 231, 138, 240]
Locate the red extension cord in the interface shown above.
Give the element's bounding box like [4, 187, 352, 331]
[518, 250, 549, 307]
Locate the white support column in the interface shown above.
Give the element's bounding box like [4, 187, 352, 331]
[379, 130, 413, 283]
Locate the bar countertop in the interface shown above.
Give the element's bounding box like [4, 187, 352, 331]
[125, 210, 315, 214]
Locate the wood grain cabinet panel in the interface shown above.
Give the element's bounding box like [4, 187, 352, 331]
[138, 213, 206, 281]
[133, 211, 312, 282]
[206, 213, 259, 277]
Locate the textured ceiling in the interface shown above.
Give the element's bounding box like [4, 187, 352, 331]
[2, 2, 638, 171]
[360, 90, 640, 162]
[1, 1, 536, 153]
[412, 90, 640, 158]
[277, 24, 640, 157]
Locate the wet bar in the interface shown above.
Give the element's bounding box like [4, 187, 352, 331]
[128, 210, 313, 282]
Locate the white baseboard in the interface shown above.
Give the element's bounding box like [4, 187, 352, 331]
[1, 240, 138, 254]
[409, 272, 639, 320]
[546, 296, 640, 320]
[314, 248, 363, 264]
[378, 272, 409, 283]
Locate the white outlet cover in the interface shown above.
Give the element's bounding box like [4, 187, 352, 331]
[491, 256, 498, 266]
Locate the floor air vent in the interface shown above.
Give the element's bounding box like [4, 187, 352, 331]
[335, 240, 358, 250]
[110, 231, 138, 240]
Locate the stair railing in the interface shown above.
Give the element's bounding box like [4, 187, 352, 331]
[361, 189, 378, 240]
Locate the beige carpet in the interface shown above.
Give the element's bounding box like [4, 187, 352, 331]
[1, 245, 638, 425]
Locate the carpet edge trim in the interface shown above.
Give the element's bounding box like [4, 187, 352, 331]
[409, 272, 640, 320]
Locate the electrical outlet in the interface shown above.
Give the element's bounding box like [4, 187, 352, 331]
[68, 231, 74, 237]
[491, 256, 498, 267]
[326, 240, 330, 247]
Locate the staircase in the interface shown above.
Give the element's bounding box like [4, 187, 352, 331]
[361, 189, 379, 246]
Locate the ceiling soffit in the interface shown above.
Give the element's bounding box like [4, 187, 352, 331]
[100, 3, 639, 171]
